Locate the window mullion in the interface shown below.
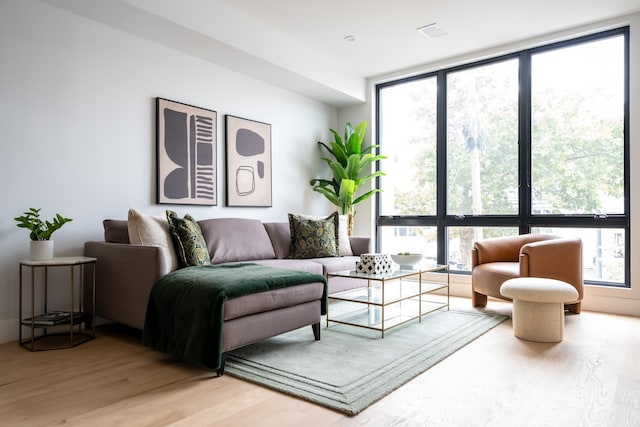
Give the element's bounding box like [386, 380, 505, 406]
[519, 51, 532, 234]
[436, 70, 447, 265]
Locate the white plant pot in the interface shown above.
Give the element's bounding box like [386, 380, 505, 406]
[30, 240, 54, 261]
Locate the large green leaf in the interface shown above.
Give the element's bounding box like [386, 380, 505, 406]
[353, 121, 366, 142]
[354, 170, 385, 187]
[361, 144, 380, 155]
[344, 154, 361, 180]
[328, 161, 348, 183]
[353, 188, 381, 205]
[346, 121, 366, 155]
[329, 129, 344, 148]
[358, 153, 386, 173]
[317, 142, 336, 159]
[312, 186, 341, 206]
[339, 179, 356, 214]
[343, 123, 353, 147]
[329, 141, 348, 165]
[310, 178, 339, 196]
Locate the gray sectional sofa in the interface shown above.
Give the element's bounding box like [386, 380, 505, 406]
[84, 216, 370, 371]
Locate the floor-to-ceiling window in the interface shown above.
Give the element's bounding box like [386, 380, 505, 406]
[376, 27, 629, 286]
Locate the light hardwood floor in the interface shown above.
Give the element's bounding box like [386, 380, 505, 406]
[1, 298, 639, 427]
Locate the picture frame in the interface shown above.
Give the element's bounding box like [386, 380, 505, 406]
[156, 97, 217, 205]
[225, 115, 272, 207]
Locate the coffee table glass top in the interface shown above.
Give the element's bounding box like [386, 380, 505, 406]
[328, 264, 448, 280]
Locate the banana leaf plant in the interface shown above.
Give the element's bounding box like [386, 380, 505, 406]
[310, 121, 385, 234]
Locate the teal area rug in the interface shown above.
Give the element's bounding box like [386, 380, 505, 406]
[225, 309, 507, 415]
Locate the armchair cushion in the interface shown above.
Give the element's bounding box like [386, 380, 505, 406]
[472, 262, 519, 296]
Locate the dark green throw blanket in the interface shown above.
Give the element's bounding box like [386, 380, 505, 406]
[143, 263, 327, 370]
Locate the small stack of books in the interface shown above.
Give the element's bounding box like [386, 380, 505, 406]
[22, 311, 84, 326]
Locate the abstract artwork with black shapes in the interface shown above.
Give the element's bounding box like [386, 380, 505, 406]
[225, 115, 272, 207]
[157, 98, 217, 205]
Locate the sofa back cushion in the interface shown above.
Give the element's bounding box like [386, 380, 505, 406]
[198, 218, 276, 264]
[263, 222, 291, 259]
[103, 219, 130, 243]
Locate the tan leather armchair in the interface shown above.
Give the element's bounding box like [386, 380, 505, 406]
[471, 234, 583, 314]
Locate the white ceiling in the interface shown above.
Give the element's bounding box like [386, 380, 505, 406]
[43, 0, 640, 107]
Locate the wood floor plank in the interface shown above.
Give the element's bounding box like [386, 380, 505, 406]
[1, 298, 638, 426]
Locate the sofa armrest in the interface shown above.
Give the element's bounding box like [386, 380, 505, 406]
[519, 238, 583, 300]
[349, 236, 371, 256]
[84, 241, 169, 330]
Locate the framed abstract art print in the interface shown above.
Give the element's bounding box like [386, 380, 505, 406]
[156, 97, 217, 205]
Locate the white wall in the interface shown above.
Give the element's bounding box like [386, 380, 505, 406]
[0, 0, 338, 343]
[340, 14, 640, 317]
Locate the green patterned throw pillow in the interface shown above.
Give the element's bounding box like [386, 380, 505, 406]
[288, 212, 339, 259]
[166, 210, 211, 267]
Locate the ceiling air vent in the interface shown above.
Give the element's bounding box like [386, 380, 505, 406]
[417, 23, 447, 39]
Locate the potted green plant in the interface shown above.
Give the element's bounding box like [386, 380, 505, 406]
[14, 208, 73, 260]
[310, 121, 385, 234]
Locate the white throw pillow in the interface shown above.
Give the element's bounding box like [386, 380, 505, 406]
[299, 213, 353, 256]
[127, 208, 179, 272]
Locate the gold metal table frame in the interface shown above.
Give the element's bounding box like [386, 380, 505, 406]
[326, 264, 450, 337]
[19, 256, 97, 351]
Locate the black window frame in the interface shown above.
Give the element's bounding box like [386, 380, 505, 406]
[374, 27, 630, 288]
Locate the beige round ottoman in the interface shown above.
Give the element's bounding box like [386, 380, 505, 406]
[500, 277, 578, 343]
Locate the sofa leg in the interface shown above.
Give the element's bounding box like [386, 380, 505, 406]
[472, 291, 487, 308]
[216, 353, 226, 377]
[312, 322, 320, 340]
[566, 302, 581, 314]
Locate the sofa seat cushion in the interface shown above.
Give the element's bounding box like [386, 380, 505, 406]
[263, 222, 291, 259]
[309, 255, 359, 275]
[472, 262, 519, 298]
[199, 218, 276, 264]
[224, 281, 325, 321]
[228, 259, 324, 275]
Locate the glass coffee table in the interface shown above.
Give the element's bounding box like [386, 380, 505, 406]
[326, 265, 449, 337]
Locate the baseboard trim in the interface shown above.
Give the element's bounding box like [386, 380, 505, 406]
[448, 275, 640, 317]
[580, 294, 640, 317]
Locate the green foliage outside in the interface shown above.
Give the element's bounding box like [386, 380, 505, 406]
[383, 55, 623, 268]
[392, 61, 623, 221]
